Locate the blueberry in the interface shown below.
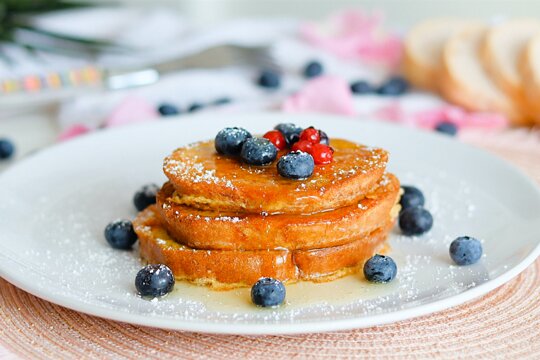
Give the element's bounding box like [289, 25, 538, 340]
[318, 130, 330, 145]
[135, 264, 175, 297]
[0, 138, 15, 160]
[435, 121, 458, 136]
[399, 207, 433, 236]
[213, 97, 232, 105]
[274, 123, 302, 145]
[157, 103, 180, 116]
[215, 127, 252, 156]
[257, 70, 281, 89]
[133, 184, 159, 211]
[350, 80, 374, 95]
[377, 76, 409, 96]
[400, 186, 425, 211]
[251, 277, 286, 307]
[363, 254, 397, 283]
[450, 236, 483, 265]
[240, 138, 277, 165]
[188, 103, 204, 112]
[303, 60, 324, 78]
[104, 220, 138, 250]
[277, 151, 315, 179]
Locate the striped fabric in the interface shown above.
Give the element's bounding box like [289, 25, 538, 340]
[1, 66, 102, 94]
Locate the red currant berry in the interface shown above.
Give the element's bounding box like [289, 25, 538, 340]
[291, 140, 313, 153]
[263, 130, 287, 150]
[311, 143, 333, 165]
[299, 127, 320, 144]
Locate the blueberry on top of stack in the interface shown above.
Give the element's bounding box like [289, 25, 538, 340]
[131, 122, 401, 291]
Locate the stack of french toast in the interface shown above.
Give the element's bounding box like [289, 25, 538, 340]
[133, 129, 401, 290]
[404, 17, 540, 126]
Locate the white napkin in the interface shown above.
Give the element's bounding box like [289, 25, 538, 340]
[1, 6, 444, 130]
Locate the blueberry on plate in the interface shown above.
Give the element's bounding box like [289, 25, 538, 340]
[104, 220, 138, 250]
[303, 60, 324, 78]
[450, 236, 483, 265]
[435, 121, 458, 136]
[213, 97, 232, 105]
[350, 80, 374, 95]
[399, 207, 433, 236]
[133, 183, 159, 211]
[277, 151, 315, 179]
[251, 277, 286, 307]
[0, 138, 15, 160]
[363, 254, 397, 283]
[188, 103, 204, 112]
[215, 127, 252, 156]
[257, 70, 281, 89]
[241, 138, 278, 165]
[376, 76, 409, 96]
[400, 185, 425, 211]
[157, 103, 180, 116]
[274, 123, 302, 145]
[135, 264, 175, 297]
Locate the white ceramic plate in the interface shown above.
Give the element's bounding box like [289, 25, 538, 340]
[1, 113, 539, 335]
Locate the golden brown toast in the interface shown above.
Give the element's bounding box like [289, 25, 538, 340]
[163, 139, 388, 215]
[156, 173, 400, 251]
[134, 205, 393, 290]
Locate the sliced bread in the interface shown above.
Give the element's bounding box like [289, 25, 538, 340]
[403, 18, 476, 90]
[520, 33, 540, 124]
[439, 24, 524, 124]
[482, 19, 540, 124]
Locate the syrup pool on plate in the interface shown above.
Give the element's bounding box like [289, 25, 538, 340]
[170, 271, 400, 313]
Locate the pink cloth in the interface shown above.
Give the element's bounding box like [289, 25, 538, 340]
[282, 76, 355, 116]
[57, 97, 160, 142]
[58, 124, 91, 142]
[414, 105, 508, 130]
[371, 103, 508, 130]
[301, 9, 402, 68]
[104, 97, 158, 128]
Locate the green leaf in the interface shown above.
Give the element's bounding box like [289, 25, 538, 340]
[3, 0, 95, 13]
[0, 1, 124, 56]
[15, 24, 126, 51]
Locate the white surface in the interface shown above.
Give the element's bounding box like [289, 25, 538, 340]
[0, 113, 539, 335]
[128, 0, 540, 27]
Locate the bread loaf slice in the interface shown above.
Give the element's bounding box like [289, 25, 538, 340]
[439, 24, 524, 124]
[520, 33, 540, 124]
[403, 18, 476, 90]
[482, 19, 540, 124]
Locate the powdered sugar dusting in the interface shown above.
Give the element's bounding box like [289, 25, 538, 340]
[0, 129, 521, 328]
[164, 157, 236, 190]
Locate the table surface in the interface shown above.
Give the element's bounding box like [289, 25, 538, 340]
[0, 124, 539, 359]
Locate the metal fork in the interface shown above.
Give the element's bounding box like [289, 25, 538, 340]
[105, 44, 278, 90]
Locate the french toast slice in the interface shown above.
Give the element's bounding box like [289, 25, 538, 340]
[156, 173, 400, 251]
[163, 139, 388, 214]
[134, 205, 393, 290]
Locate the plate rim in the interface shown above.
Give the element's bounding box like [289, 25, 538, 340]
[1, 112, 539, 335]
[1, 246, 539, 335]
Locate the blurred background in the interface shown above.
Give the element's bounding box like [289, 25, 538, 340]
[118, 0, 540, 26]
[1, 0, 539, 169]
